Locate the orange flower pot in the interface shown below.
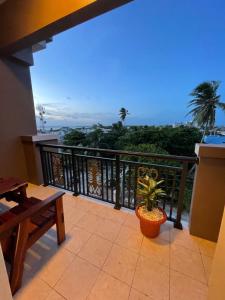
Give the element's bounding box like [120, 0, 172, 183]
[135, 206, 167, 238]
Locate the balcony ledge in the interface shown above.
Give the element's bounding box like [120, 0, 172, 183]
[195, 143, 225, 159]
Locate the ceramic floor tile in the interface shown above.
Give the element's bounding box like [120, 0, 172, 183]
[74, 197, 97, 211]
[13, 277, 52, 300]
[115, 225, 143, 253]
[103, 244, 138, 285]
[95, 217, 121, 242]
[201, 254, 213, 283]
[88, 271, 130, 300]
[103, 208, 127, 224]
[170, 228, 200, 252]
[55, 256, 100, 300]
[170, 270, 208, 300]
[89, 203, 114, 217]
[124, 213, 140, 231]
[129, 288, 153, 299]
[64, 208, 87, 232]
[197, 239, 217, 258]
[64, 226, 92, 254]
[78, 234, 112, 267]
[37, 248, 74, 287]
[18, 185, 215, 300]
[170, 244, 207, 284]
[24, 232, 66, 279]
[140, 237, 170, 267]
[76, 213, 102, 233]
[45, 290, 66, 300]
[132, 255, 169, 300]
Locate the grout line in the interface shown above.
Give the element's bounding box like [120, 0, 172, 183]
[43, 286, 68, 300]
[83, 221, 138, 298]
[128, 234, 144, 299]
[169, 267, 208, 286]
[27, 187, 196, 299]
[41, 252, 77, 290]
[199, 251, 210, 286]
[53, 290, 67, 300]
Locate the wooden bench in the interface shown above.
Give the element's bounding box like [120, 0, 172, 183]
[0, 191, 65, 295]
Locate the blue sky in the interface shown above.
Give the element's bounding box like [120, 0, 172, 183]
[31, 0, 225, 128]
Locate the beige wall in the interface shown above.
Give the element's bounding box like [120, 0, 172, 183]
[190, 144, 225, 242]
[0, 246, 12, 300]
[208, 206, 225, 300]
[0, 57, 37, 180]
[21, 135, 59, 185]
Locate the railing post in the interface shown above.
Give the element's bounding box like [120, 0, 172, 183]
[114, 154, 121, 210]
[72, 149, 79, 196]
[39, 144, 48, 186]
[174, 161, 189, 229]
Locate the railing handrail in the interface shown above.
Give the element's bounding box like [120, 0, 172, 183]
[37, 143, 197, 163]
[39, 150, 182, 170]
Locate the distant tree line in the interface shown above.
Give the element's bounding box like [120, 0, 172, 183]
[63, 123, 201, 157]
[64, 80, 225, 157]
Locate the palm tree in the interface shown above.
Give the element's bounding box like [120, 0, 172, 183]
[119, 107, 129, 124]
[187, 81, 225, 140]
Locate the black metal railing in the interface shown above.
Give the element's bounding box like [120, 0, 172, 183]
[38, 143, 197, 229]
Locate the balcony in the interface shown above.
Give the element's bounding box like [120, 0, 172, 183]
[38, 143, 197, 229]
[0, 183, 215, 300]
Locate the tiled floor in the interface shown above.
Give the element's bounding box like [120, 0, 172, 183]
[5, 184, 216, 300]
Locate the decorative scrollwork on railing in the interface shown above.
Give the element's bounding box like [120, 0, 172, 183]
[137, 167, 158, 180]
[52, 153, 64, 186]
[87, 160, 102, 197]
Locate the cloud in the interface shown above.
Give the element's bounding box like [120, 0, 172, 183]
[35, 102, 116, 126]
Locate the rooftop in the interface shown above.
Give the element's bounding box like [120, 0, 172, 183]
[1, 184, 216, 300]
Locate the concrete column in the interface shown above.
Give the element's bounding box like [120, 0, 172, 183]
[0, 57, 37, 180]
[21, 135, 58, 185]
[189, 144, 225, 242]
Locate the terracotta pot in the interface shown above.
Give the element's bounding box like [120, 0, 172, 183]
[135, 206, 167, 238]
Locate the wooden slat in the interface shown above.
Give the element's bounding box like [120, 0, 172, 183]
[0, 190, 66, 295]
[9, 218, 29, 294]
[55, 197, 65, 245]
[0, 191, 65, 238]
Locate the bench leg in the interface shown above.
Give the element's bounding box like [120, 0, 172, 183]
[10, 219, 29, 295]
[55, 197, 65, 245]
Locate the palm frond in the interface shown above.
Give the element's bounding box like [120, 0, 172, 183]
[187, 81, 222, 129]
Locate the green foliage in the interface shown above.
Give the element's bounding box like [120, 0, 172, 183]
[84, 121, 127, 150]
[137, 175, 166, 211]
[124, 143, 168, 155]
[63, 124, 198, 212]
[63, 129, 86, 146]
[165, 126, 201, 156]
[63, 124, 201, 157]
[83, 128, 104, 148]
[117, 126, 201, 156]
[187, 81, 225, 130]
[122, 143, 168, 163]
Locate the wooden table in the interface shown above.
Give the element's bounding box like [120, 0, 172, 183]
[0, 177, 28, 203]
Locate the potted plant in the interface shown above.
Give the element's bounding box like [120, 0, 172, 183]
[135, 175, 167, 238]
